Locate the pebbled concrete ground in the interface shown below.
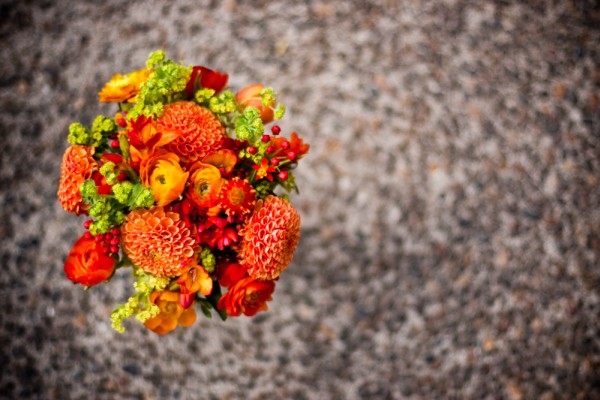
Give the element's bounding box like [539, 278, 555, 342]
[1, 0, 600, 399]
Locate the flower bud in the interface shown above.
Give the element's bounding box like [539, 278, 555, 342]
[236, 84, 274, 124]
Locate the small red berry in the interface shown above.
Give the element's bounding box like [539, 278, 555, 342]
[261, 134, 270, 143]
[278, 171, 288, 180]
[110, 245, 120, 254]
[102, 246, 111, 255]
[266, 145, 274, 154]
[110, 238, 120, 246]
[104, 232, 113, 241]
[281, 141, 290, 150]
[270, 158, 280, 166]
[248, 146, 258, 155]
[117, 117, 127, 127]
[287, 151, 297, 161]
[83, 219, 93, 229]
[110, 139, 120, 148]
[94, 235, 103, 243]
[83, 231, 93, 239]
[271, 125, 281, 135]
[111, 228, 120, 236]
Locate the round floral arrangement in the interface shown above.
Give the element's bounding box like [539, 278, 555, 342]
[58, 51, 308, 334]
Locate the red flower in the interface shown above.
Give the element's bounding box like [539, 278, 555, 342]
[217, 262, 248, 288]
[273, 132, 310, 159]
[64, 234, 116, 286]
[252, 157, 276, 182]
[217, 277, 275, 317]
[185, 66, 229, 98]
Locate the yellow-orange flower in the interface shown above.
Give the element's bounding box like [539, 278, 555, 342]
[186, 162, 223, 211]
[202, 149, 237, 175]
[177, 258, 213, 296]
[144, 291, 197, 335]
[155, 101, 224, 165]
[217, 277, 275, 317]
[58, 145, 97, 215]
[140, 151, 189, 206]
[98, 67, 151, 103]
[238, 196, 301, 281]
[121, 207, 195, 277]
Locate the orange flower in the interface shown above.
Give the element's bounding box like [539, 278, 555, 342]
[217, 277, 275, 317]
[236, 84, 274, 124]
[273, 132, 310, 159]
[144, 291, 197, 335]
[128, 116, 181, 166]
[155, 101, 224, 165]
[120, 207, 195, 277]
[202, 149, 237, 176]
[98, 67, 151, 103]
[217, 177, 256, 218]
[238, 196, 301, 280]
[58, 145, 97, 215]
[64, 233, 116, 287]
[140, 151, 189, 206]
[186, 162, 223, 211]
[177, 258, 213, 296]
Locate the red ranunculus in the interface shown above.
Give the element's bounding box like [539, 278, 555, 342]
[64, 234, 116, 286]
[185, 66, 229, 98]
[217, 277, 275, 317]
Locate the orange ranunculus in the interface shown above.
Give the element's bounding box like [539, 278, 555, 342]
[202, 149, 237, 176]
[140, 151, 189, 206]
[236, 84, 274, 124]
[64, 234, 116, 287]
[217, 277, 275, 317]
[144, 291, 197, 335]
[128, 116, 181, 166]
[186, 161, 223, 211]
[98, 67, 151, 103]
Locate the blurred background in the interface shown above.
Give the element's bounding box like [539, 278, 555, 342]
[1, 0, 600, 398]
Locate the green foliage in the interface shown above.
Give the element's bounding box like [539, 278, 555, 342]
[234, 106, 264, 142]
[194, 88, 215, 105]
[200, 247, 216, 273]
[110, 268, 170, 333]
[209, 90, 237, 114]
[128, 52, 192, 120]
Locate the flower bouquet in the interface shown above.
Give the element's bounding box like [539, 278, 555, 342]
[57, 51, 308, 334]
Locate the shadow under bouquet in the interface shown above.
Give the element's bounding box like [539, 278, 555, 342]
[57, 50, 309, 335]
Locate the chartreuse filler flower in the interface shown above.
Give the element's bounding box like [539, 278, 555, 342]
[58, 50, 309, 334]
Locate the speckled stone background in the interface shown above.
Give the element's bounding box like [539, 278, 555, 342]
[2, 0, 600, 399]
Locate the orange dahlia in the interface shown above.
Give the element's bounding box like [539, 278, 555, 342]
[58, 145, 97, 215]
[155, 101, 224, 165]
[238, 195, 301, 281]
[120, 207, 195, 277]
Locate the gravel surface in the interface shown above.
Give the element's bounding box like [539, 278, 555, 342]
[1, 1, 600, 399]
